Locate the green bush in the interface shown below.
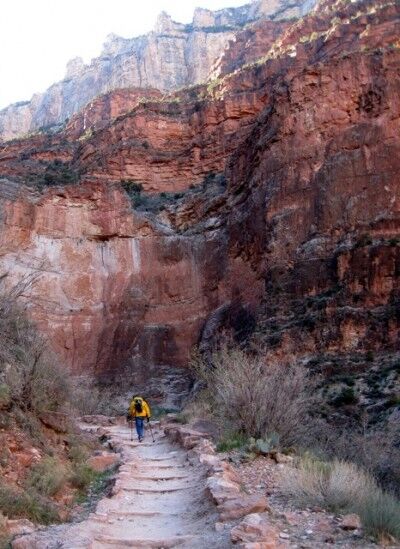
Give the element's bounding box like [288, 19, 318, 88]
[70, 463, 98, 491]
[332, 387, 358, 406]
[356, 489, 400, 540]
[27, 457, 67, 497]
[121, 179, 143, 194]
[26, 159, 79, 189]
[67, 438, 90, 465]
[122, 183, 186, 214]
[216, 432, 248, 452]
[0, 384, 10, 410]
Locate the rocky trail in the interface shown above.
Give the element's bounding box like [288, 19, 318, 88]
[13, 420, 229, 549]
[10, 417, 387, 549]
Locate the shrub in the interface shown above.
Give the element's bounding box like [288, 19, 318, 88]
[27, 457, 67, 497]
[68, 374, 104, 415]
[0, 384, 10, 410]
[283, 455, 400, 541]
[69, 463, 98, 491]
[283, 455, 400, 539]
[191, 346, 314, 446]
[317, 422, 400, 496]
[216, 432, 248, 452]
[355, 489, 400, 541]
[0, 511, 9, 549]
[121, 179, 143, 194]
[0, 482, 58, 524]
[27, 160, 79, 189]
[0, 276, 71, 417]
[282, 456, 368, 511]
[67, 436, 90, 465]
[332, 387, 358, 406]
[366, 350, 374, 362]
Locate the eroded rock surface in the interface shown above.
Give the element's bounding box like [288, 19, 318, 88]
[0, 0, 398, 390]
[0, 0, 316, 142]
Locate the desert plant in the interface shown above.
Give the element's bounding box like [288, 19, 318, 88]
[0, 276, 71, 417]
[247, 433, 280, 455]
[216, 432, 248, 452]
[355, 489, 400, 541]
[331, 387, 358, 406]
[0, 511, 9, 549]
[0, 482, 58, 524]
[313, 418, 400, 496]
[69, 463, 98, 491]
[282, 456, 372, 511]
[191, 346, 314, 446]
[283, 455, 400, 541]
[27, 457, 67, 497]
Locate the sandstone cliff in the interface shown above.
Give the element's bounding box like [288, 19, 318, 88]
[0, 0, 398, 400]
[0, 0, 316, 142]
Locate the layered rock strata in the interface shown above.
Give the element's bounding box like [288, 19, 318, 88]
[0, 0, 316, 142]
[0, 0, 398, 387]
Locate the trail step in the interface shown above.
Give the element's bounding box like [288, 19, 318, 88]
[119, 473, 190, 480]
[122, 486, 194, 493]
[93, 535, 196, 547]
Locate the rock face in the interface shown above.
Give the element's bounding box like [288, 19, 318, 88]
[0, 0, 316, 142]
[0, 0, 399, 389]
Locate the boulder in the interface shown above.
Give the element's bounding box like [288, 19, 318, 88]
[199, 454, 221, 468]
[340, 513, 361, 531]
[81, 415, 118, 426]
[219, 495, 271, 522]
[271, 453, 294, 465]
[39, 411, 73, 433]
[87, 452, 120, 472]
[231, 513, 278, 545]
[6, 519, 35, 537]
[206, 475, 241, 505]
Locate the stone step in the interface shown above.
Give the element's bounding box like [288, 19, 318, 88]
[122, 474, 190, 481]
[108, 510, 178, 518]
[140, 464, 186, 470]
[145, 455, 181, 462]
[121, 485, 194, 494]
[93, 534, 196, 548]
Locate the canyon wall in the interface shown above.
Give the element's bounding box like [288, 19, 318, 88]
[0, 0, 398, 388]
[0, 0, 315, 142]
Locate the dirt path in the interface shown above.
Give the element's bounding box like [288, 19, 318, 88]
[13, 422, 230, 548]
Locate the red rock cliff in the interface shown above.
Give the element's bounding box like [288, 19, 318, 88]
[0, 0, 398, 385]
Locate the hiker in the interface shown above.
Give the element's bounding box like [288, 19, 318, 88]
[127, 395, 151, 442]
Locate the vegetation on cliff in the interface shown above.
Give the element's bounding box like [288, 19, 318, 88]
[0, 276, 112, 545]
[188, 344, 400, 542]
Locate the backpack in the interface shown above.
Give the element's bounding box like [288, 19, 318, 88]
[134, 398, 143, 414]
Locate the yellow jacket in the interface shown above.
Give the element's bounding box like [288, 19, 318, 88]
[129, 397, 151, 418]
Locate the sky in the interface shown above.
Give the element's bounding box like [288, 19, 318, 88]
[0, 0, 250, 109]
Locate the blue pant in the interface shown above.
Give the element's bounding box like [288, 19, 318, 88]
[135, 417, 145, 440]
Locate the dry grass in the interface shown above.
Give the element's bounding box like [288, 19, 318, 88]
[0, 482, 58, 525]
[310, 416, 400, 496]
[190, 346, 314, 445]
[283, 455, 400, 541]
[0, 511, 9, 549]
[283, 456, 374, 511]
[27, 457, 68, 497]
